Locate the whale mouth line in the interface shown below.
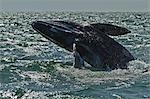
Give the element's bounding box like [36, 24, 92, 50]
[34, 28, 68, 50]
[39, 31, 56, 43]
[32, 26, 55, 42]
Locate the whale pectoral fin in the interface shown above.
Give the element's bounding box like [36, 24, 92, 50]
[74, 39, 103, 69]
[73, 51, 84, 69]
[90, 23, 131, 36]
[73, 42, 84, 69]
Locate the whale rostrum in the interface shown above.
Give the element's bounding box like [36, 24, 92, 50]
[31, 20, 134, 71]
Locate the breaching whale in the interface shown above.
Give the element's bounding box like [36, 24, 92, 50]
[31, 20, 134, 71]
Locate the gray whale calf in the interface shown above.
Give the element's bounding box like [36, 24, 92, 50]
[31, 20, 134, 71]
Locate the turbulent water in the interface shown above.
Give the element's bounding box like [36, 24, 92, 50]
[0, 12, 150, 99]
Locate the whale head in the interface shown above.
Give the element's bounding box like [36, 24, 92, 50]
[31, 21, 82, 51]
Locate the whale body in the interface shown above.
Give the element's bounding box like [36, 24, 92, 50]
[31, 20, 134, 70]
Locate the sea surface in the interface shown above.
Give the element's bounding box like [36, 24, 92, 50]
[0, 12, 150, 99]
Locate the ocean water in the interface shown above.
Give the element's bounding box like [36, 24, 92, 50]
[0, 12, 150, 99]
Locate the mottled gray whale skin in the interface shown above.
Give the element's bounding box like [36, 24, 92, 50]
[31, 20, 134, 71]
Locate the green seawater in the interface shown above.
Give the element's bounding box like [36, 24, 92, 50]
[0, 12, 150, 99]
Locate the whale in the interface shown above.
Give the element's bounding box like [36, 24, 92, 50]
[31, 20, 134, 71]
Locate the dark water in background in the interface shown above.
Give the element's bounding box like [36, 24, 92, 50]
[0, 12, 150, 99]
